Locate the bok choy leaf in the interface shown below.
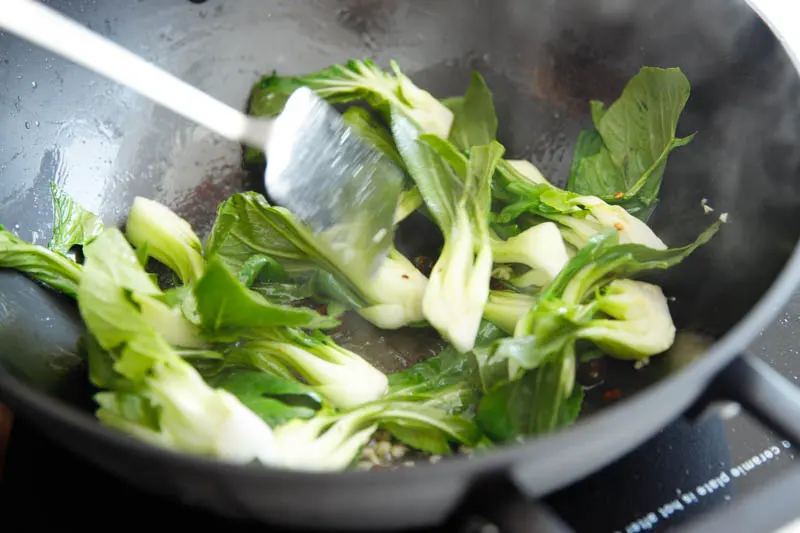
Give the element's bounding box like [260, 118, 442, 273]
[0, 226, 83, 298]
[78, 228, 279, 464]
[477, 216, 725, 437]
[567, 67, 693, 219]
[205, 192, 427, 329]
[48, 184, 104, 257]
[194, 257, 339, 338]
[392, 110, 504, 352]
[125, 196, 205, 285]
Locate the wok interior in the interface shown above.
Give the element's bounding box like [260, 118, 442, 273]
[1, 0, 800, 426]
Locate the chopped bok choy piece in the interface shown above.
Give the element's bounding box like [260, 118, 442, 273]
[248, 59, 453, 140]
[491, 222, 570, 287]
[48, 184, 105, 256]
[79, 229, 279, 464]
[481, 217, 725, 435]
[552, 196, 667, 250]
[0, 226, 83, 298]
[125, 196, 206, 285]
[483, 291, 536, 335]
[393, 110, 503, 352]
[204, 192, 427, 329]
[241, 328, 389, 409]
[578, 279, 676, 360]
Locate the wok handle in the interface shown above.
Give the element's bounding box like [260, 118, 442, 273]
[471, 355, 800, 533]
[0, 0, 270, 149]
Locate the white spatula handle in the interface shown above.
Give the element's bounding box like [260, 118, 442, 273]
[0, 0, 270, 148]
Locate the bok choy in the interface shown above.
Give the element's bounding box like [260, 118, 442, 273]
[0, 58, 723, 471]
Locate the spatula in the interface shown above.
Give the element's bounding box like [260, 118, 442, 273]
[0, 0, 404, 278]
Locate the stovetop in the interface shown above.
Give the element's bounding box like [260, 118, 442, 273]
[2, 295, 799, 532]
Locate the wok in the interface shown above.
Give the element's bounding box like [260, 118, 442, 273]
[2, 0, 800, 531]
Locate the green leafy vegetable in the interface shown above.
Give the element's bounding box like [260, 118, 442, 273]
[394, 186, 424, 224]
[249, 71, 305, 117]
[205, 192, 427, 329]
[134, 291, 206, 348]
[341, 106, 405, 168]
[274, 396, 482, 469]
[81, 333, 131, 391]
[503, 160, 550, 186]
[79, 228, 279, 464]
[125, 197, 205, 285]
[386, 347, 478, 410]
[250, 280, 315, 306]
[0, 226, 83, 298]
[236, 253, 316, 306]
[372, 401, 481, 453]
[477, 361, 585, 442]
[381, 422, 451, 455]
[247, 59, 453, 145]
[491, 222, 570, 288]
[381, 321, 506, 451]
[296, 59, 454, 138]
[578, 279, 676, 360]
[498, 183, 666, 252]
[482, 290, 536, 334]
[48, 184, 104, 256]
[271, 406, 379, 471]
[194, 257, 339, 338]
[0, 59, 724, 468]
[94, 391, 162, 437]
[244, 72, 305, 164]
[567, 67, 693, 218]
[206, 368, 322, 426]
[550, 195, 666, 250]
[221, 346, 296, 382]
[393, 109, 504, 351]
[423, 140, 504, 352]
[449, 71, 498, 150]
[481, 216, 725, 434]
[177, 348, 226, 376]
[241, 328, 389, 409]
[494, 180, 581, 222]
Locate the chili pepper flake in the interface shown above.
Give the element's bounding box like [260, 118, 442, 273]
[613, 222, 624, 231]
[613, 191, 624, 199]
[414, 256, 434, 276]
[602, 388, 622, 401]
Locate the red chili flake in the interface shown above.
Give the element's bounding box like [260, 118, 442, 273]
[613, 222, 624, 231]
[613, 191, 624, 199]
[414, 256, 434, 276]
[602, 388, 622, 401]
[401, 274, 409, 280]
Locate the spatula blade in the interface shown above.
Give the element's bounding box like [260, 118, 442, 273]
[264, 87, 404, 279]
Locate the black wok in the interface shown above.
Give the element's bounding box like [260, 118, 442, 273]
[2, 0, 800, 531]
